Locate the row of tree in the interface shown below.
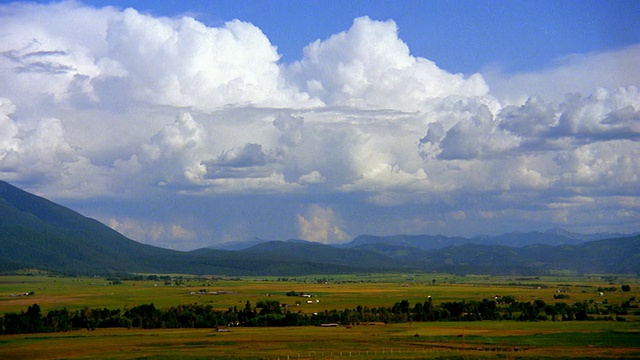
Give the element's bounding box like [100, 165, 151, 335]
[1, 296, 635, 335]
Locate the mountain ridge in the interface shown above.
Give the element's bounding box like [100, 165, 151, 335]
[1, 180, 638, 276]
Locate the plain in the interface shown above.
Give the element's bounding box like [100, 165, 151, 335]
[0, 273, 638, 359]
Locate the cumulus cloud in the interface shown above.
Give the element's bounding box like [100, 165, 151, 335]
[101, 8, 319, 110]
[286, 16, 488, 111]
[0, 98, 91, 193]
[0, 99, 20, 157]
[212, 143, 267, 168]
[432, 104, 520, 160]
[0, 1, 318, 114]
[298, 170, 326, 184]
[297, 205, 349, 243]
[107, 112, 210, 196]
[0, 3, 638, 248]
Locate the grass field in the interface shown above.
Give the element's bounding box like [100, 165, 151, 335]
[1, 273, 637, 314]
[0, 322, 638, 359]
[1, 273, 638, 359]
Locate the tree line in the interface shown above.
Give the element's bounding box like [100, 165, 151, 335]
[1, 296, 636, 335]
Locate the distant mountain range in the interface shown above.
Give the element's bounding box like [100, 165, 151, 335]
[213, 228, 634, 252]
[1, 180, 638, 276]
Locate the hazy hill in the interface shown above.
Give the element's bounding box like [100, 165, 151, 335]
[345, 234, 470, 250]
[415, 238, 640, 275]
[345, 229, 635, 250]
[242, 240, 406, 270]
[1, 180, 638, 276]
[210, 238, 272, 251]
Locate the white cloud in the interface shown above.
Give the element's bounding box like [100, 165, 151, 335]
[286, 16, 489, 112]
[108, 218, 165, 242]
[297, 205, 349, 243]
[211, 143, 266, 168]
[107, 217, 198, 249]
[101, 8, 319, 110]
[485, 44, 640, 104]
[0, 2, 114, 109]
[0, 99, 97, 195]
[0, 1, 318, 115]
[298, 170, 326, 184]
[171, 224, 197, 241]
[433, 104, 521, 160]
[0, 3, 638, 248]
[0, 99, 20, 158]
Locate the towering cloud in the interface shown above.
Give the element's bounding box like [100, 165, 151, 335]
[102, 8, 319, 110]
[287, 16, 488, 111]
[0, 1, 318, 113]
[297, 205, 349, 244]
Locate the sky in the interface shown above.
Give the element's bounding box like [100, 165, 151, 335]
[0, 0, 639, 250]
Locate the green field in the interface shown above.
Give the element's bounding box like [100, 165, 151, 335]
[0, 321, 638, 359]
[1, 273, 638, 359]
[2, 273, 637, 314]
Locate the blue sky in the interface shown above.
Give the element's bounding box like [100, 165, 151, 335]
[16, 0, 640, 73]
[0, 0, 639, 250]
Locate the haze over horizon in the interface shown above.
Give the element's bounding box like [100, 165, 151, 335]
[1, 1, 639, 250]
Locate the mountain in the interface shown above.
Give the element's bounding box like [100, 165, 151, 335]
[344, 229, 637, 250]
[208, 238, 270, 251]
[0, 181, 397, 275]
[412, 238, 640, 275]
[543, 228, 638, 242]
[0, 180, 193, 274]
[470, 228, 636, 247]
[241, 240, 405, 270]
[346, 234, 475, 250]
[1, 180, 638, 276]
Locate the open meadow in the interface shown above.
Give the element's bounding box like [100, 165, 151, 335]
[1, 273, 638, 359]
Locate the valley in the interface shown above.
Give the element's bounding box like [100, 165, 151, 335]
[1, 273, 638, 359]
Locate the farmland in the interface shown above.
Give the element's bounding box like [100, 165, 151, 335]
[0, 272, 638, 359]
